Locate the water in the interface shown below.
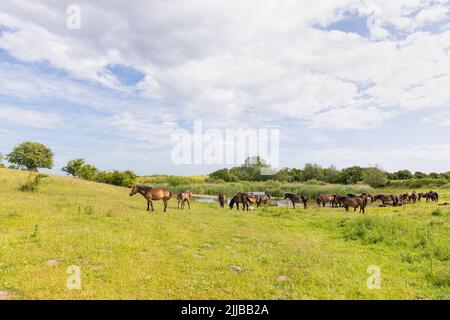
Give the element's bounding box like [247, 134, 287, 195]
[192, 196, 292, 207]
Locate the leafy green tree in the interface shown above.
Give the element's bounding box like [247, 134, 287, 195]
[340, 166, 363, 184]
[413, 171, 428, 179]
[302, 163, 324, 182]
[78, 164, 99, 181]
[62, 158, 85, 177]
[429, 172, 440, 179]
[0, 153, 4, 168]
[322, 165, 342, 184]
[363, 167, 388, 188]
[393, 169, 413, 180]
[7, 141, 54, 171]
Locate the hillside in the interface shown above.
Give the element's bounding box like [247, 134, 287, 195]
[0, 168, 448, 299]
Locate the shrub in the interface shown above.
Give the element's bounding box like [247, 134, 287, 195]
[18, 174, 48, 192]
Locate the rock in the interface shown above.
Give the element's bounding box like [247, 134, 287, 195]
[0, 291, 11, 300]
[277, 275, 290, 282]
[230, 265, 242, 273]
[47, 259, 59, 266]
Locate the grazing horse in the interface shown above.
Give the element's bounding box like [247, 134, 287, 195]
[284, 193, 308, 209]
[229, 192, 257, 211]
[218, 194, 226, 208]
[336, 195, 367, 213]
[256, 192, 271, 207]
[177, 190, 192, 209]
[425, 191, 439, 203]
[373, 194, 398, 207]
[316, 194, 335, 207]
[129, 185, 172, 212]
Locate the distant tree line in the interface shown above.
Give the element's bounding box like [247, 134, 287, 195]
[0, 141, 136, 188]
[208, 157, 450, 188]
[62, 158, 137, 187]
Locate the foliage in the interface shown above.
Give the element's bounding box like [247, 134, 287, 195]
[18, 173, 48, 192]
[62, 158, 85, 177]
[7, 141, 54, 171]
[363, 167, 388, 188]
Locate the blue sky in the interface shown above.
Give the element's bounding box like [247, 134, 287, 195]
[1, 0, 450, 176]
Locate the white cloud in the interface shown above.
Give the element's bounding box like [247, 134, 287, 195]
[0, 106, 63, 128]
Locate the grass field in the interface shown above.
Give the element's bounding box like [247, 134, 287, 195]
[0, 168, 449, 300]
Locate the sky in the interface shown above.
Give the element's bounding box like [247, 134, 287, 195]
[1, 0, 450, 176]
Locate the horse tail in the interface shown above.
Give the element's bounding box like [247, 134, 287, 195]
[168, 190, 173, 200]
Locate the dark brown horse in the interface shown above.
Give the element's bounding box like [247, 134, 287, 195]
[177, 190, 192, 209]
[218, 194, 226, 208]
[284, 193, 307, 209]
[229, 192, 257, 211]
[373, 194, 398, 207]
[129, 185, 172, 212]
[425, 191, 439, 202]
[336, 195, 367, 213]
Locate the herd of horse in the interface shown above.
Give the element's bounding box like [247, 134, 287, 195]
[129, 185, 440, 214]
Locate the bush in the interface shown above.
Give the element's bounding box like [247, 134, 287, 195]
[18, 174, 48, 192]
[387, 178, 448, 189]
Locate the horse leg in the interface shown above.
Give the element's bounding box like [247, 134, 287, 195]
[187, 199, 191, 209]
[292, 200, 295, 209]
[149, 200, 154, 211]
[147, 199, 150, 211]
[163, 199, 167, 212]
[178, 199, 180, 209]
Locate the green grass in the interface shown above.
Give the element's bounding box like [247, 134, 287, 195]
[0, 168, 449, 300]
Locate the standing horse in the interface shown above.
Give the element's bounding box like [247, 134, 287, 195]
[177, 190, 192, 209]
[284, 193, 308, 209]
[218, 194, 226, 208]
[336, 195, 367, 213]
[373, 194, 398, 207]
[129, 185, 172, 212]
[256, 192, 271, 207]
[316, 194, 335, 207]
[229, 192, 257, 211]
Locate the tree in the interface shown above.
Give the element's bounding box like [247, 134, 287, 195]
[62, 158, 85, 177]
[323, 165, 342, 184]
[363, 167, 388, 188]
[7, 141, 54, 171]
[78, 164, 99, 181]
[302, 163, 324, 182]
[340, 166, 363, 184]
[413, 171, 428, 179]
[393, 169, 412, 180]
[0, 153, 4, 168]
[429, 172, 440, 179]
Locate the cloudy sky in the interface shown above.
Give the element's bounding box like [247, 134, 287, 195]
[1, 0, 450, 175]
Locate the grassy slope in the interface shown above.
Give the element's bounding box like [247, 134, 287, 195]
[0, 168, 448, 300]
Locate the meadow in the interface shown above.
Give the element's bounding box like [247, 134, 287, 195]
[0, 168, 449, 300]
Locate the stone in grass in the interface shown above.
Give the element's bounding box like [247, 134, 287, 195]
[47, 259, 59, 266]
[0, 291, 11, 300]
[277, 275, 290, 282]
[230, 265, 242, 273]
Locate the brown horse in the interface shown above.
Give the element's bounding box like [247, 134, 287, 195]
[373, 194, 398, 207]
[229, 192, 257, 211]
[218, 194, 226, 208]
[129, 185, 172, 212]
[316, 194, 335, 207]
[284, 193, 307, 209]
[336, 195, 367, 213]
[177, 190, 192, 209]
[255, 192, 271, 207]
